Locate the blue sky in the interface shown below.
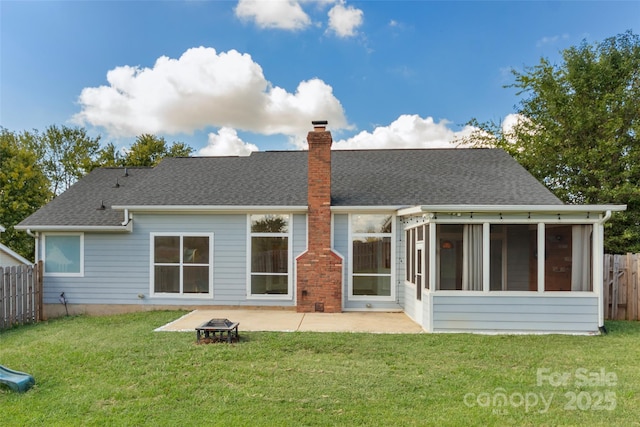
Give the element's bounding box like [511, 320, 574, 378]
[1, 1, 638, 155]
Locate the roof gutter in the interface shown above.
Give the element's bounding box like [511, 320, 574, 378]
[397, 204, 627, 216]
[14, 223, 133, 233]
[111, 205, 309, 213]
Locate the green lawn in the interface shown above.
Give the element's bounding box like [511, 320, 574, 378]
[1, 312, 638, 426]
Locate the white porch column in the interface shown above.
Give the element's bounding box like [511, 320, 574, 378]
[483, 222, 490, 292]
[593, 221, 605, 327]
[428, 222, 436, 332]
[537, 223, 545, 293]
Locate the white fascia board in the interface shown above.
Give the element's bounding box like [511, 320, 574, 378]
[111, 205, 308, 214]
[14, 224, 132, 233]
[397, 204, 627, 216]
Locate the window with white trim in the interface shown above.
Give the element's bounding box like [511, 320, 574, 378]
[43, 233, 84, 277]
[405, 224, 429, 292]
[351, 214, 393, 298]
[249, 214, 290, 297]
[151, 233, 213, 295]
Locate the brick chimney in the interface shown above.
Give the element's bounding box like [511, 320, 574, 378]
[296, 121, 343, 313]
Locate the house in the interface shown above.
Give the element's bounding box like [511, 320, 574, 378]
[16, 121, 625, 333]
[0, 226, 32, 267]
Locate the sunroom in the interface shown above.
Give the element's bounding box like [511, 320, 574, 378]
[399, 204, 626, 334]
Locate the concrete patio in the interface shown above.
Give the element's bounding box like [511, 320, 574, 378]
[155, 309, 424, 334]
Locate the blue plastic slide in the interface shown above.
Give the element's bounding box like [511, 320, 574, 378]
[0, 364, 35, 392]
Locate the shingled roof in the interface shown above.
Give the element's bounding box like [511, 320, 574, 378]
[17, 148, 562, 228]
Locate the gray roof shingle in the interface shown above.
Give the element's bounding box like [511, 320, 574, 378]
[18, 167, 155, 228]
[18, 148, 562, 228]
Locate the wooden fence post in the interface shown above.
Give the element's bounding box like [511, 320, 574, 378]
[612, 256, 620, 320]
[629, 254, 639, 321]
[0, 267, 5, 330]
[37, 260, 44, 322]
[19, 264, 26, 325]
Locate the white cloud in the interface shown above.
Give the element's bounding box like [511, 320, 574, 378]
[235, 1, 363, 38]
[73, 47, 349, 139]
[501, 113, 521, 135]
[235, 0, 310, 30]
[501, 113, 536, 146]
[332, 115, 477, 150]
[198, 127, 258, 156]
[327, 2, 363, 38]
[536, 33, 569, 47]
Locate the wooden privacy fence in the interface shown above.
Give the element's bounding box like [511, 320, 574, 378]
[0, 261, 43, 330]
[604, 254, 640, 321]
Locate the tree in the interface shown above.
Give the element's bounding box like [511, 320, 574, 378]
[93, 142, 126, 169]
[463, 31, 640, 253]
[124, 134, 193, 166]
[27, 125, 102, 195]
[167, 142, 194, 158]
[0, 128, 52, 259]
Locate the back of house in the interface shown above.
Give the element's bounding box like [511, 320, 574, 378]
[16, 122, 625, 333]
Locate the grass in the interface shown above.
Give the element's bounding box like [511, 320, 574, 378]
[1, 312, 639, 426]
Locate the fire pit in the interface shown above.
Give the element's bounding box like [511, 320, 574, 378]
[195, 318, 239, 344]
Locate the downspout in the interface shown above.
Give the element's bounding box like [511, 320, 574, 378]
[598, 210, 612, 225]
[597, 210, 612, 334]
[26, 229, 39, 264]
[121, 208, 130, 226]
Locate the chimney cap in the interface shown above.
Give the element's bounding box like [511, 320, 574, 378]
[312, 120, 328, 127]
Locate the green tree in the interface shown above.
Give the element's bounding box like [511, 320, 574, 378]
[124, 134, 193, 166]
[27, 125, 102, 195]
[0, 128, 52, 259]
[93, 142, 126, 169]
[464, 31, 640, 253]
[167, 142, 194, 158]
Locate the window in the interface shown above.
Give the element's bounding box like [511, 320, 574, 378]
[249, 214, 290, 297]
[436, 224, 484, 291]
[489, 224, 537, 291]
[406, 225, 429, 291]
[351, 214, 393, 298]
[436, 225, 463, 290]
[406, 228, 414, 283]
[431, 222, 592, 293]
[43, 233, 83, 276]
[541, 225, 593, 292]
[151, 233, 213, 295]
